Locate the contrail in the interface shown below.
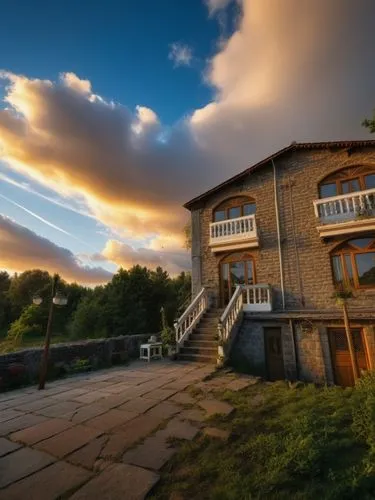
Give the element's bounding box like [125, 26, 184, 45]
[0, 192, 97, 251]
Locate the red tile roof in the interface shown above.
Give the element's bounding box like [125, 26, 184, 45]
[184, 140, 375, 209]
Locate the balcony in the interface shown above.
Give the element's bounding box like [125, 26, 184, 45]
[209, 214, 259, 253]
[242, 284, 272, 312]
[313, 188, 375, 238]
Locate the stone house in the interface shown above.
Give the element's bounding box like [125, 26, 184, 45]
[176, 140, 375, 387]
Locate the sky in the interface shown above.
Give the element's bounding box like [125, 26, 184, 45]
[0, 0, 375, 284]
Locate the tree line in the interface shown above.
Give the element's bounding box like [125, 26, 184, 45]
[0, 266, 191, 345]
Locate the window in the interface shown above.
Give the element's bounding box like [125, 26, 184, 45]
[319, 166, 375, 199]
[220, 252, 255, 305]
[331, 236, 375, 289]
[213, 196, 256, 222]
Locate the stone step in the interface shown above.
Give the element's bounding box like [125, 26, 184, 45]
[185, 340, 217, 348]
[196, 326, 217, 334]
[179, 346, 218, 356]
[198, 318, 219, 326]
[189, 333, 217, 341]
[178, 353, 217, 363]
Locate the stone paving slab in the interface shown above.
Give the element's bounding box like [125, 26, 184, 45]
[49, 388, 91, 401]
[0, 460, 92, 500]
[198, 399, 234, 417]
[101, 414, 165, 459]
[0, 413, 48, 437]
[72, 390, 112, 404]
[117, 396, 157, 414]
[70, 462, 159, 500]
[35, 400, 85, 418]
[0, 409, 24, 424]
[203, 427, 230, 440]
[122, 435, 176, 471]
[34, 425, 102, 458]
[66, 435, 109, 469]
[169, 392, 197, 405]
[63, 402, 109, 424]
[156, 417, 199, 441]
[225, 379, 254, 391]
[100, 383, 133, 394]
[10, 418, 74, 446]
[84, 408, 138, 431]
[96, 392, 134, 409]
[145, 401, 181, 420]
[178, 408, 207, 423]
[0, 447, 55, 488]
[12, 397, 59, 413]
[142, 388, 178, 401]
[0, 438, 21, 457]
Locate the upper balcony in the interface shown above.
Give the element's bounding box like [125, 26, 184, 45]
[209, 214, 259, 253]
[313, 188, 375, 238]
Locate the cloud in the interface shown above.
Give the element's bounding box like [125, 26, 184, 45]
[0, 215, 112, 284]
[168, 43, 193, 67]
[0, 0, 375, 278]
[206, 0, 235, 16]
[101, 239, 190, 276]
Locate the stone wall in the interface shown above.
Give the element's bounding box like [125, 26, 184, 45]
[231, 318, 297, 379]
[0, 334, 150, 392]
[190, 146, 375, 310]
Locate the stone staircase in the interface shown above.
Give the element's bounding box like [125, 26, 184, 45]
[178, 308, 223, 363]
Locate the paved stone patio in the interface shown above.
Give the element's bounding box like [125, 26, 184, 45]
[0, 360, 253, 499]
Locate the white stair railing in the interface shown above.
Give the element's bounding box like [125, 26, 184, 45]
[174, 288, 208, 351]
[217, 285, 243, 364]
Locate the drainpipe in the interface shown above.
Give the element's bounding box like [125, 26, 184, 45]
[272, 159, 285, 309]
[290, 319, 300, 380]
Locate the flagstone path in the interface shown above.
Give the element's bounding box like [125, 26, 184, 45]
[0, 360, 254, 499]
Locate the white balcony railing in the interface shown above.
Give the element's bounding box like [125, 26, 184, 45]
[209, 214, 258, 250]
[243, 284, 272, 312]
[313, 188, 375, 224]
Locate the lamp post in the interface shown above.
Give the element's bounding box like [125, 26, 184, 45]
[33, 274, 67, 390]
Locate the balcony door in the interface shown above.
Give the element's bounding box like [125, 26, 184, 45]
[220, 252, 255, 306]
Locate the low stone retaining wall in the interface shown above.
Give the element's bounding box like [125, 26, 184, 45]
[0, 334, 151, 392]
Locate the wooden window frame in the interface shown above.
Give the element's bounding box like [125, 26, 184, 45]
[330, 237, 375, 290]
[219, 252, 257, 306]
[213, 196, 256, 222]
[319, 166, 375, 198]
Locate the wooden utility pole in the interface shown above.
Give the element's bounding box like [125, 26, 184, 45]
[38, 274, 58, 390]
[342, 299, 359, 382]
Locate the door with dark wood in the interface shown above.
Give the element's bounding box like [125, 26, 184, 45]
[329, 328, 368, 387]
[264, 328, 285, 381]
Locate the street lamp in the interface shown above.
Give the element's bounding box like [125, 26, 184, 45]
[34, 274, 68, 390]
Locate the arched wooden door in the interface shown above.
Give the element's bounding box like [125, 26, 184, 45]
[220, 252, 255, 306]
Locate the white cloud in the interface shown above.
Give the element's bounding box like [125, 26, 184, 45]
[1, 0, 375, 277]
[168, 42, 193, 68]
[206, 0, 235, 16]
[0, 215, 112, 284]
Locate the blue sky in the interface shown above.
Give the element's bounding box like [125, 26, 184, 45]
[0, 0, 374, 283]
[1, 0, 221, 124]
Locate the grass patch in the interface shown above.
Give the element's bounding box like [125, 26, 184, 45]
[150, 375, 375, 500]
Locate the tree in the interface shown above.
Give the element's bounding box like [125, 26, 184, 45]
[7, 270, 51, 321]
[7, 304, 48, 344]
[362, 111, 375, 133]
[0, 271, 11, 332]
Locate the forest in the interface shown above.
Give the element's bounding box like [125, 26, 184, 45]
[0, 266, 191, 352]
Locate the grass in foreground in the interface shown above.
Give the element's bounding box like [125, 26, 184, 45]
[150, 374, 375, 500]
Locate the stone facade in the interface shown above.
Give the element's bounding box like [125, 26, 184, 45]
[188, 144, 375, 384]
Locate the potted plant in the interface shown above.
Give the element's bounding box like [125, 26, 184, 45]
[160, 306, 177, 359]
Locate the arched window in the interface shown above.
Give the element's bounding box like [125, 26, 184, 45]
[331, 236, 375, 289]
[213, 196, 256, 222]
[319, 166, 375, 198]
[220, 252, 255, 304]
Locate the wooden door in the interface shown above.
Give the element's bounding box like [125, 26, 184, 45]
[220, 254, 255, 306]
[264, 328, 285, 381]
[329, 328, 368, 387]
